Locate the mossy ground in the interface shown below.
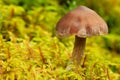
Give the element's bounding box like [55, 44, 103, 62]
[0, 0, 120, 80]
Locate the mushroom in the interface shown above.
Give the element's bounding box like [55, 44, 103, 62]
[55, 6, 108, 66]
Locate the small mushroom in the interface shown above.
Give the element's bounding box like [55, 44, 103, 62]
[56, 6, 108, 66]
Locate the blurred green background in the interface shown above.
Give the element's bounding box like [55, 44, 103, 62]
[0, 0, 120, 80]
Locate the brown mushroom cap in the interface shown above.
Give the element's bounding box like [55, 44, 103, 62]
[56, 6, 108, 38]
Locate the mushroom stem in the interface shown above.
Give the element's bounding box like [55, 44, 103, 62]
[71, 36, 86, 66]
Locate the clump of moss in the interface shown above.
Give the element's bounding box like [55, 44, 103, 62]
[0, 31, 119, 80]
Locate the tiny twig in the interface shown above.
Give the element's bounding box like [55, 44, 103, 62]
[38, 47, 46, 64]
[106, 68, 110, 80]
[81, 54, 87, 68]
[10, 8, 14, 19]
[26, 41, 33, 59]
[102, 65, 110, 80]
[7, 47, 11, 59]
[90, 62, 97, 80]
